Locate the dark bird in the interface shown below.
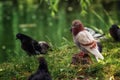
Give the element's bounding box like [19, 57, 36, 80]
[16, 33, 50, 56]
[28, 57, 52, 80]
[71, 20, 104, 62]
[109, 24, 120, 41]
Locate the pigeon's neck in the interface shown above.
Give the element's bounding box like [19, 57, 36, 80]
[72, 27, 85, 36]
[20, 37, 33, 43]
[38, 62, 49, 72]
[20, 39, 27, 43]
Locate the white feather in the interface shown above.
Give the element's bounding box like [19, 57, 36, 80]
[85, 27, 105, 41]
[76, 30, 94, 45]
[75, 30, 104, 61]
[85, 27, 95, 35]
[84, 46, 104, 61]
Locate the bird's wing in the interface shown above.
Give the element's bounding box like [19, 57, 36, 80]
[76, 30, 95, 45]
[85, 27, 95, 35]
[31, 40, 41, 54]
[85, 27, 105, 41]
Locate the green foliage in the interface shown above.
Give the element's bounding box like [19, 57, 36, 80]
[80, 0, 92, 16]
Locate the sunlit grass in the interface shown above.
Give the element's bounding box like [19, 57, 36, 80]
[0, 36, 120, 80]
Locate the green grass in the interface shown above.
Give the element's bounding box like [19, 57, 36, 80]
[0, 36, 120, 80]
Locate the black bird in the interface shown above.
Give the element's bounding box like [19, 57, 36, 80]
[28, 57, 52, 80]
[16, 33, 50, 56]
[109, 24, 120, 41]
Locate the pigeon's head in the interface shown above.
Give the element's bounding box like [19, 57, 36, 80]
[109, 24, 119, 41]
[38, 56, 48, 71]
[16, 33, 23, 40]
[109, 24, 119, 34]
[16, 33, 31, 41]
[111, 24, 119, 30]
[71, 20, 85, 36]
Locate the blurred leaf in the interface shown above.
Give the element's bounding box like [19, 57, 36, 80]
[80, 10, 87, 16]
[51, 11, 55, 17]
[92, 10, 108, 27]
[103, 10, 114, 25]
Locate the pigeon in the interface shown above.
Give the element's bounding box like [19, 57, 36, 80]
[71, 20, 104, 61]
[16, 33, 50, 56]
[28, 57, 52, 80]
[70, 27, 103, 53]
[109, 24, 120, 41]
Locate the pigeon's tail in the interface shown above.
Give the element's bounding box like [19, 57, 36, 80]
[92, 49, 104, 60]
[96, 51, 104, 60]
[86, 48, 104, 61]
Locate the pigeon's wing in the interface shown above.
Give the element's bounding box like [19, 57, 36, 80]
[85, 27, 95, 35]
[31, 40, 41, 54]
[85, 27, 105, 40]
[38, 42, 50, 54]
[76, 30, 95, 45]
